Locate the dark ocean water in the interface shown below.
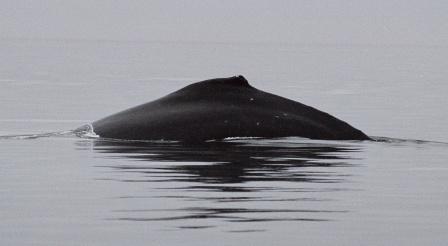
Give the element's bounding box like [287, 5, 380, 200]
[1, 39, 447, 245]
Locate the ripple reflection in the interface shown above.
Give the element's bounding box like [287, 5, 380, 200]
[79, 138, 363, 231]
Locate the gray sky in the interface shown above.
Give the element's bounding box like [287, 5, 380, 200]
[1, 0, 447, 45]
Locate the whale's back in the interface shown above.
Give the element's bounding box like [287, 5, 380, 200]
[92, 76, 370, 141]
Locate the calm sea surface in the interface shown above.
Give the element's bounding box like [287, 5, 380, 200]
[1, 39, 447, 245]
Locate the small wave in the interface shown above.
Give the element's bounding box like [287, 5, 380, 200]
[1, 125, 447, 147]
[0, 119, 89, 123]
[222, 136, 263, 141]
[74, 125, 180, 143]
[0, 124, 99, 140]
[370, 136, 448, 146]
[73, 124, 100, 138]
[0, 130, 74, 140]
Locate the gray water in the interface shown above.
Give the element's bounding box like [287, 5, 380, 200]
[1, 39, 448, 245]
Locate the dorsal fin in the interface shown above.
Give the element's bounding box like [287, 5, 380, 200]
[226, 75, 250, 87]
[178, 76, 253, 94]
[198, 75, 251, 88]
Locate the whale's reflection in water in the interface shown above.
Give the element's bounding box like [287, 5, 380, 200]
[82, 138, 363, 231]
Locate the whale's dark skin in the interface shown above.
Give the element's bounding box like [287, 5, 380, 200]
[91, 76, 370, 142]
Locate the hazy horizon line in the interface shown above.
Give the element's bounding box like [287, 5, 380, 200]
[2, 36, 447, 48]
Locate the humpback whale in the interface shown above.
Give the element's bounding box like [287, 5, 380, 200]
[90, 76, 370, 142]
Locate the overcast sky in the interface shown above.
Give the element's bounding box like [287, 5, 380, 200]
[1, 0, 447, 45]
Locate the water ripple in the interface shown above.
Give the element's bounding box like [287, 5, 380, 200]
[77, 138, 363, 231]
